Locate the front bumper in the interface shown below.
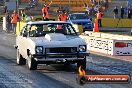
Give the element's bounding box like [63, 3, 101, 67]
[32, 52, 89, 64]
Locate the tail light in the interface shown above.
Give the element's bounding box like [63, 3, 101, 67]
[115, 42, 127, 48]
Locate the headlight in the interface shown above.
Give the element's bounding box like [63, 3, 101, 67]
[36, 46, 43, 54]
[79, 45, 86, 52]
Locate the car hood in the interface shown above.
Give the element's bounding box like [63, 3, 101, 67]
[70, 19, 91, 24]
[45, 33, 67, 41]
[29, 33, 86, 47]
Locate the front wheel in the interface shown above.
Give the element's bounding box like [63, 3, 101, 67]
[17, 49, 26, 65]
[27, 54, 37, 70]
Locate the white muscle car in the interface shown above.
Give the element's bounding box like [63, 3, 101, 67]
[15, 21, 89, 70]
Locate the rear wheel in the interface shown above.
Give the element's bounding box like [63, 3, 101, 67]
[28, 54, 37, 70]
[17, 49, 26, 65]
[77, 58, 86, 71]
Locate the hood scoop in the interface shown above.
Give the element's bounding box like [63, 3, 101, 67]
[45, 33, 67, 41]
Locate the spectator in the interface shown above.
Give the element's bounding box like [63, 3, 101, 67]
[104, 0, 108, 8]
[33, 0, 37, 6]
[93, 0, 97, 5]
[6, 11, 11, 33]
[124, 6, 128, 16]
[58, 10, 67, 21]
[42, 1, 52, 20]
[28, 0, 32, 6]
[11, 10, 19, 34]
[56, 7, 64, 13]
[84, 3, 91, 15]
[21, 9, 27, 22]
[4, 6, 7, 13]
[127, 6, 132, 19]
[91, 6, 95, 15]
[113, 6, 118, 19]
[97, 0, 101, 5]
[96, 10, 103, 27]
[120, 6, 124, 19]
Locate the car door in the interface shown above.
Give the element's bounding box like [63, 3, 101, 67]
[17, 25, 28, 59]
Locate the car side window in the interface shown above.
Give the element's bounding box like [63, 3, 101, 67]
[28, 25, 37, 37]
[67, 25, 76, 35]
[29, 30, 37, 37]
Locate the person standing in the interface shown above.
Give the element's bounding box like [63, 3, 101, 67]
[104, 0, 108, 8]
[120, 6, 124, 19]
[42, 1, 52, 20]
[33, 0, 37, 6]
[124, 6, 128, 17]
[96, 11, 103, 27]
[84, 3, 91, 15]
[21, 9, 27, 22]
[113, 6, 118, 19]
[6, 11, 11, 33]
[11, 10, 19, 34]
[127, 6, 132, 19]
[4, 6, 7, 13]
[58, 11, 67, 21]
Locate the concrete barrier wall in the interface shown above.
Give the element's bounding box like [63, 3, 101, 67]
[80, 32, 132, 56]
[85, 31, 132, 40]
[93, 18, 132, 28]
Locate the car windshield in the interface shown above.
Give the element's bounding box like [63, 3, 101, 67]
[26, 23, 77, 37]
[70, 14, 89, 20]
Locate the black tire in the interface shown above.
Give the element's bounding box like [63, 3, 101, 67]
[28, 54, 37, 70]
[17, 49, 26, 65]
[77, 58, 86, 71]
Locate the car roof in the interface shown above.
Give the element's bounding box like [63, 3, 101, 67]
[27, 21, 70, 25]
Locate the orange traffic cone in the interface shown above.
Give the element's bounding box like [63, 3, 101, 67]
[93, 19, 99, 32]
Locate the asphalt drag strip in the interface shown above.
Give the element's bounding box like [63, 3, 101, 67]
[0, 31, 132, 88]
[0, 56, 74, 88]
